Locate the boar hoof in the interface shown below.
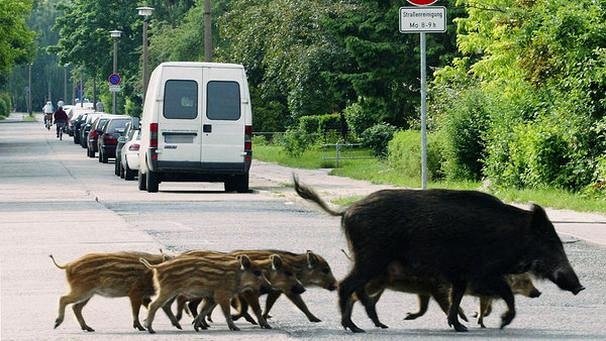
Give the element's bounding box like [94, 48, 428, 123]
[81, 325, 95, 332]
[147, 327, 156, 334]
[133, 322, 145, 331]
[480, 322, 487, 329]
[342, 320, 365, 333]
[263, 314, 273, 320]
[231, 313, 242, 321]
[375, 322, 388, 329]
[448, 319, 468, 332]
[172, 322, 182, 330]
[500, 311, 515, 329]
[54, 319, 63, 329]
[261, 323, 272, 329]
[206, 315, 214, 323]
[229, 325, 240, 331]
[307, 315, 321, 323]
[404, 312, 421, 320]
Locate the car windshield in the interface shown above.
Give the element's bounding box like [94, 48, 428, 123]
[107, 119, 130, 133]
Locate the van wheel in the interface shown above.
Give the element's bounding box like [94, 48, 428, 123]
[224, 180, 236, 192]
[146, 170, 159, 193]
[114, 160, 120, 176]
[138, 170, 147, 190]
[101, 150, 109, 163]
[235, 174, 250, 193]
[87, 147, 95, 158]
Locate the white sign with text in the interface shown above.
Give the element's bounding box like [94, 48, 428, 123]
[399, 6, 447, 33]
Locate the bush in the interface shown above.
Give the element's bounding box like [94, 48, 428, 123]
[0, 96, 8, 118]
[344, 102, 379, 138]
[277, 128, 311, 157]
[360, 123, 396, 158]
[387, 130, 445, 181]
[439, 88, 491, 181]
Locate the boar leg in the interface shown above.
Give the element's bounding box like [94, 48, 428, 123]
[263, 290, 281, 319]
[241, 291, 271, 329]
[356, 287, 388, 328]
[188, 298, 202, 318]
[160, 297, 182, 330]
[231, 297, 257, 324]
[193, 299, 213, 331]
[72, 298, 95, 332]
[175, 295, 189, 321]
[495, 281, 515, 329]
[217, 295, 240, 331]
[339, 273, 373, 333]
[405, 294, 430, 320]
[127, 293, 146, 331]
[54, 290, 93, 330]
[283, 292, 322, 322]
[430, 289, 468, 322]
[447, 281, 468, 332]
[206, 299, 216, 322]
[477, 297, 492, 328]
[145, 292, 176, 334]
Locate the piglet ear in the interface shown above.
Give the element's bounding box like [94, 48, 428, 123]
[237, 255, 251, 270]
[306, 250, 319, 268]
[270, 254, 282, 271]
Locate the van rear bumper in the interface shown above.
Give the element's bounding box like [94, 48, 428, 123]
[150, 160, 250, 182]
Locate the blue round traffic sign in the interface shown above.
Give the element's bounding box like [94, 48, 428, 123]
[108, 73, 121, 85]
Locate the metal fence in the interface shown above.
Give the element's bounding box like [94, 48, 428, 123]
[321, 143, 372, 168]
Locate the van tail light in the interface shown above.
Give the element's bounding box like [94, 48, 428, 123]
[89, 130, 98, 139]
[150, 123, 158, 148]
[129, 143, 140, 151]
[244, 125, 252, 162]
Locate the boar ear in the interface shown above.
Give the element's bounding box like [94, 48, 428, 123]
[237, 255, 251, 270]
[270, 254, 282, 270]
[531, 204, 554, 234]
[306, 250, 319, 269]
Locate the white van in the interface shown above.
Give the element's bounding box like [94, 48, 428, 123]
[138, 62, 253, 193]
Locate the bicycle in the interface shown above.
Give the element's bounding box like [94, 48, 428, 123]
[56, 122, 66, 140]
[44, 114, 52, 130]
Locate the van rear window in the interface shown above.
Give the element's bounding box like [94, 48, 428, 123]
[164, 80, 198, 119]
[207, 81, 240, 121]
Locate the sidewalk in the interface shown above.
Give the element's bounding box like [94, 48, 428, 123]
[252, 161, 606, 247]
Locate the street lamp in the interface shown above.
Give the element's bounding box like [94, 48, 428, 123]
[137, 6, 154, 101]
[63, 63, 69, 105]
[110, 30, 122, 115]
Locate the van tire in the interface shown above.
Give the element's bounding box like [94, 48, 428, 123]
[146, 170, 159, 193]
[235, 174, 249, 193]
[138, 170, 147, 190]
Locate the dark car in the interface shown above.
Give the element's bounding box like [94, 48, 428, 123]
[72, 113, 88, 144]
[86, 115, 114, 158]
[80, 113, 104, 149]
[98, 116, 131, 163]
[115, 118, 140, 176]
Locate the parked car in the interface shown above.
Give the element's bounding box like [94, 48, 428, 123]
[120, 130, 141, 180]
[138, 62, 253, 193]
[69, 107, 94, 139]
[98, 116, 131, 163]
[86, 114, 114, 158]
[72, 113, 88, 145]
[115, 118, 140, 176]
[80, 113, 104, 149]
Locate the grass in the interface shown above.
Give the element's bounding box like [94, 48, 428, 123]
[23, 114, 36, 122]
[254, 143, 606, 213]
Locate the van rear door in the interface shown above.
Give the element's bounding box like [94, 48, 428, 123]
[157, 67, 203, 164]
[200, 67, 245, 165]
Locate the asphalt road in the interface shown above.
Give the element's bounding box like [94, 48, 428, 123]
[1, 116, 605, 340]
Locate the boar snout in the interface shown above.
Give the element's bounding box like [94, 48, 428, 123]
[551, 268, 584, 295]
[529, 289, 542, 298]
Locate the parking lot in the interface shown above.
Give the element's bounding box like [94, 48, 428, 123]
[1, 116, 606, 340]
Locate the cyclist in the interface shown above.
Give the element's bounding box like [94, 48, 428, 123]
[42, 101, 54, 129]
[53, 104, 69, 140]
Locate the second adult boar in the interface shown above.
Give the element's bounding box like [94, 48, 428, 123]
[293, 176, 584, 333]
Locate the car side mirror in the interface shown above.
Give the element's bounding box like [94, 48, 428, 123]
[118, 136, 126, 143]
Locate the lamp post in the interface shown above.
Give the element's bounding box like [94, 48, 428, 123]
[204, 0, 212, 61]
[28, 63, 32, 116]
[63, 64, 69, 105]
[110, 30, 122, 115]
[137, 6, 154, 101]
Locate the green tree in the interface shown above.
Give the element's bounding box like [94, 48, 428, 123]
[0, 0, 35, 83]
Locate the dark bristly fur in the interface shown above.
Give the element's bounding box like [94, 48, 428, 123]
[293, 174, 584, 333]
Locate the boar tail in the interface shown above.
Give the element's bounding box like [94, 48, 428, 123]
[49, 254, 68, 270]
[139, 258, 156, 269]
[293, 174, 343, 217]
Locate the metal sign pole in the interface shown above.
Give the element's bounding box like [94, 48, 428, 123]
[420, 32, 428, 190]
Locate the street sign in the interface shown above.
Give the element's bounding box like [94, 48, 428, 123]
[399, 7, 447, 33]
[108, 73, 121, 86]
[109, 84, 121, 93]
[407, 0, 439, 5]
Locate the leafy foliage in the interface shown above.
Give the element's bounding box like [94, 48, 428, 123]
[360, 123, 396, 158]
[0, 0, 34, 82]
[387, 130, 445, 181]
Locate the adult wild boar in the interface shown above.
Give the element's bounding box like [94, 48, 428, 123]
[293, 176, 584, 333]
